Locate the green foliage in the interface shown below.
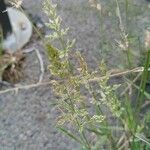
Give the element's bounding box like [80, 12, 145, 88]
[136, 50, 150, 113]
[43, 0, 150, 149]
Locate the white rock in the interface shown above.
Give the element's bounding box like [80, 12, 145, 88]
[2, 7, 32, 53]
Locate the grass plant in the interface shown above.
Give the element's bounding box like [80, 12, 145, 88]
[37, 0, 150, 149]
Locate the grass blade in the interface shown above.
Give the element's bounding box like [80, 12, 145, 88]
[58, 127, 84, 145]
[125, 78, 150, 99]
[136, 50, 150, 112]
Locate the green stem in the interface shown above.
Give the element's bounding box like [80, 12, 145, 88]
[56, 30, 66, 51]
[135, 50, 150, 115]
[132, 50, 150, 149]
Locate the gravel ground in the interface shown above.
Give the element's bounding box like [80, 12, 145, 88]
[0, 0, 150, 149]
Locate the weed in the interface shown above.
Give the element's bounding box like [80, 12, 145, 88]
[43, 0, 150, 149]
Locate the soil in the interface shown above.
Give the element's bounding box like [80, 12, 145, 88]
[0, 0, 150, 149]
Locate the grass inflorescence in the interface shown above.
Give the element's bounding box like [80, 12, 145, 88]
[43, 0, 150, 149]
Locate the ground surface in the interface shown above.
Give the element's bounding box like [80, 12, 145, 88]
[0, 0, 150, 150]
